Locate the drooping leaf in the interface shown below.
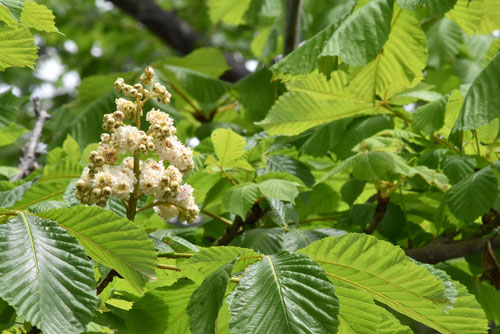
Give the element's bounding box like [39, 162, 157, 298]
[162, 47, 230, 78]
[295, 118, 351, 157]
[320, 0, 395, 66]
[0, 213, 98, 334]
[0, 25, 38, 71]
[258, 179, 300, 203]
[451, 53, 500, 134]
[229, 251, 340, 334]
[446, 166, 498, 222]
[413, 96, 447, 135]
[36, 206, 157, 292]
[178, 246, 260, 285]
[223, 183, 260, 218]
[187, 262, 234, 334]
[299, 233, 488, 334]
[441, 155, 476, 184]
[265, 155, 315, 187]
[127, 280, 198, 334]
[20, 1, 58, 33]
[348, 9, 428, 100]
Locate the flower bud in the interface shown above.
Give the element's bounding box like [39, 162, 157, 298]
[102, 186, 112, 196]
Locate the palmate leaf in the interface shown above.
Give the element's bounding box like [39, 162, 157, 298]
[413, 96, 447, 135]
[127, 280, 198, 334]
[320, 0, 395, 66]
[178, 246, 260, 284]
[229, 251, 340, 334]
[446, 166, 498, 222]
[187, 262, 234, 334]
[36, 206, 157, 292]
[0, 213, 98, 334]
[299, 234, 488, 334]
[257, 71, 379, 136]
[348, 8, 428, 100]
[451, 53, 500, 134]
[0, 25, 38, 71]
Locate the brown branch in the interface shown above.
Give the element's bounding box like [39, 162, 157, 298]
[107, 0, 249, 82]
[283, 0, 302, 56]
[11, 97, 51, 182]
[217, 202, 265, 246]
[406, 234, 500, 264]
[364, 191, 390, 234]
[96, 270, 121, 295]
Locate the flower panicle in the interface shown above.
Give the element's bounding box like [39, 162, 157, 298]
[75, 67, 199, 224]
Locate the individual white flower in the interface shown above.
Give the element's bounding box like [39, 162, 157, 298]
[146, 109, 176, 138]
[115, 98, 136, 118]
[155, 137, 194, 173]
[110, 163, 137, 199]
[154, 204, 179, 221]
[139, 159, 183, 199]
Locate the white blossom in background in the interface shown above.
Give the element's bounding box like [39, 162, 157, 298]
[75, 67, 199, 223]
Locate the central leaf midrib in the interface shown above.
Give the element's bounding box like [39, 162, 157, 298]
[266, 255, 292, 333]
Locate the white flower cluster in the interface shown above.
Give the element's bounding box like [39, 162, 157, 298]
[75, 67, 199, 223]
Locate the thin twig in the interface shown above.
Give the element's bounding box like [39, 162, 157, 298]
[201, 209, 233, 226]
[221, 168, 237, 186]
[11, 97, 51, 181]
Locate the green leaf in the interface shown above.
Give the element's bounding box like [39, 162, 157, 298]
[295, 118, 351, 157]
[258, 179, 300, 203]
[265, 155, 315, 187]
[223, 183, 260, 218]
[352, 151, 395, 181]
[127, 280, 198, 334]
[446, 166, 498, 222]
[178, 246, 259, 285]
[320, 0, 395, 66]
[376, 308, 413, 333]
[62, 134, 81, 162]
[446, 0, 484, 35]
[0, 213, 98, 334]
[0, 0, 23, 23]
[271, 20, 343, 78]
[163, 47, 229, 78]
[0, 178, 37, 207]
[20, 1, 58, 33]
[257, 71, 378, 135]
[299, 233, 488, 334]
[413, 96, 447, 135]
[0, 25, 38, 71]
[36, 206, 157, 292]
[0, 122, 27, 146]
[207, 0, 252, 25]
[341, 177, 366, 207]
[441, 155, 476, 184]
[348, 9, 428, 100]
[398, 0, 457, 17]
[426, 18, 464, 68]
[229, 251, 340, 334]
[187, 262, 234, 334]
[451, 53, 500, 134]
[477, 0, 500, 33]
[211, 128, 246, 167]
[334, 281, 381, 334]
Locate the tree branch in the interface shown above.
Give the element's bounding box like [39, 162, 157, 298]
[11, 97, 51, 182]
[283, 0, 302, 56]
[406, 234, 500, 264]
[364, 191, 390, 234]
[107, 0, 249, 82]
[217, 202, 265, 246]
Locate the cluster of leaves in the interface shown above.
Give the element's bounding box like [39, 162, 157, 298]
[1, 0, 500, 333]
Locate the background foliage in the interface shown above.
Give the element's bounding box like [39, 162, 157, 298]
[1, 0, 500, 333]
